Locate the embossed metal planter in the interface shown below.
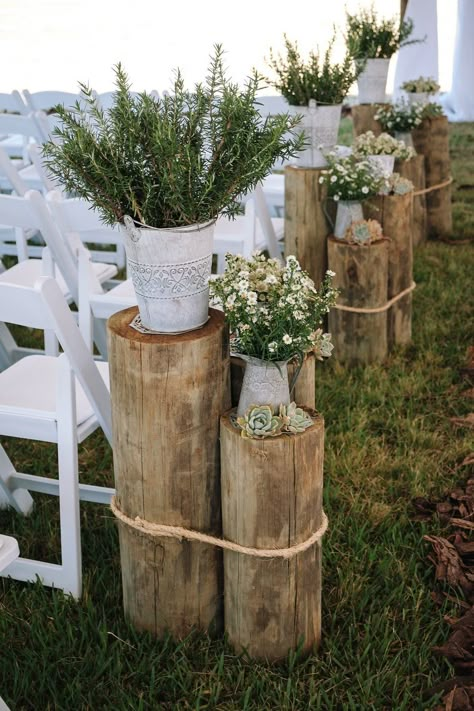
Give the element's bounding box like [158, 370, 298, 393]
[236, 355, 290, 417]
[367, 154, 395, 176]
[334, 200, 364, 239]
[122, 216, 214, 333]
[289, 102, 342, 168]
[357, 58, 390, 104]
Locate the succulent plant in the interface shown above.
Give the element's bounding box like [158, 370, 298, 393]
[279, 402, 314, 434]
[344, 219, 383, 245]
[237, 405, 283, 439]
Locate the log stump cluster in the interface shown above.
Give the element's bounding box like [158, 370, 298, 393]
[108, 307, 325, 662]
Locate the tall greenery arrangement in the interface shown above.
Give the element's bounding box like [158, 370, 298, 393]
[267, 35, 359, 106]
[345, 6, 419, 60]
[42, 46, 304, 229]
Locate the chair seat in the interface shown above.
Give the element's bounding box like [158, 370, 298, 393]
[0, 258, 117, 302]
[0, 355, 109, 442]
[0, 534, 20, 571]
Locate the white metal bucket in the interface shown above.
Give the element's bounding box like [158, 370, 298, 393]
[357, 59, 391, 104]
[289, 103, 342, 168]
[334, 201, 364, 239]
[367, 154, 395, 176]
[394, 131, 415, 149]
[236, 355, 290, 417]
[406, 92, 431, 106]
[121, 217, 214, 333]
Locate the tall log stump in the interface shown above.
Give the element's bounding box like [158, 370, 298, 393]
[108, 307, 231, 639]
[395, 154, 428, 246]
[364, 192, 414, 346]
[328, 238, 389, 365]
[351, 105, 384, 137]
[284, 166, 333, 288]
[230, 352, 316, 410]
[220, 412, 324, 660]
[412, 116, 453, 238]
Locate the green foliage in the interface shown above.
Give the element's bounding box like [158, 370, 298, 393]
[267, 35, 359, 106]
[421, 102, 445, 119]
[346, 5, 420, 60]
[42, 47, 304, 229]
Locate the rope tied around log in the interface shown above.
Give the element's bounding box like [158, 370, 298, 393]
[333, 281, 416, 314]
[110, 496, 328, 559]
[413, 176, 453, 197]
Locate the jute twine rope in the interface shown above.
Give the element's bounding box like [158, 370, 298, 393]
[413, 176, 453, 197]
[110, 496, 328, 559]
[333, 281, 416, 314]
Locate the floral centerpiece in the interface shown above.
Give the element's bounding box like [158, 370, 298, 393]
[209, 252, 337, 415]
[319, 153, 385, 237]
[267, 34, 359, 167]
[343, 218, 383, 245]
[345, 7, 420, 103]
[374, 101, 423, 147]
[401, 76, 440, 106]
[353, 130, 415, 175]
[42, 47, 303, 334]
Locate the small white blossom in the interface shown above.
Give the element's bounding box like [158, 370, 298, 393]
[283, 334, 293, 345]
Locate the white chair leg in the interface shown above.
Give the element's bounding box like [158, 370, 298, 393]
[0, 694, 11, 710]
[0, 443, 34, 514]
[56, 354, 82, 597]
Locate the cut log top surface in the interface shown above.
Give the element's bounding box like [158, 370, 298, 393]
[108, 306, 226, 345]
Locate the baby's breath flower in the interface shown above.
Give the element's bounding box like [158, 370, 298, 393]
[283, 334, 293, 344]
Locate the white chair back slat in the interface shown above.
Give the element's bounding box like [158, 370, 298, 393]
[22, 90, 86, 113]
[0, 281, 55, 330]
[0, 91, 26, 114]
[0, 113, 44, 142]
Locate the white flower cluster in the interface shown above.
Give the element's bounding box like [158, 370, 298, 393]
[401, 76, 440, 94]
[375, 100, 424, 133]
[353, 130, 415, 160]
[319, 153, 385, 202]
[209, 252, 337, 363]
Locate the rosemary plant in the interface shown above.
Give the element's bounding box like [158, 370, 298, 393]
[345, 6, 420, 60]
[42, 46, 304, 229]
[267, 35, 359, 106]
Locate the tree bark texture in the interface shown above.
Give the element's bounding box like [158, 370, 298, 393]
[351, 105, 385, 137]
[284, 166, 333, 289]
[328, 237, 389, 365]
[364, 192, 414, 347]
[108, 306, 231, 639]
[220, 412, 324, 660]
[412, 116, 453, 238]
[395, 154, 428, 246]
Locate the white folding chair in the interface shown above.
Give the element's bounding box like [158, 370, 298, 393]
[0, 91, 30, 162]
[0, 114, 45, 193]
[22, 90, 86, 114]
[46, 191, 126, 269]
[0, 533, 20, 711]
[0, 276, 113, 598]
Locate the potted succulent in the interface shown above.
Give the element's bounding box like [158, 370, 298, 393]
[379, 173, 414, 197]
[42, 47, 303, 333]
[209, 252, 336, 415]
[319, 153, 385, 237]
[267, 35, 359, 167]
[346, 7, 419, 104]
[374, 100, 424, 147]
[401, 76, 440, 106]
[353, 130, 415, 176]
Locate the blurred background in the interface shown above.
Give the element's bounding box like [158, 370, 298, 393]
[0, 0, 456, 94]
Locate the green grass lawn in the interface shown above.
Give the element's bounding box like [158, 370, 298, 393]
[1, 122, 473, 710]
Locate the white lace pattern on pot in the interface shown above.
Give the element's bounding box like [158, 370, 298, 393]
[128, 255, 212, 299]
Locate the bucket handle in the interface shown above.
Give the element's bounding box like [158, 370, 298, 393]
[123, 215, 141, 243]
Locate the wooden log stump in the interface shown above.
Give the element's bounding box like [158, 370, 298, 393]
[328, 237, 389, 365]
[230, 353, 316, 410]
[220, 412, 324, 660]
[284, 166, 333, 288]
[108, 307, 231, 639]
[351, 105, 385, 137]
[395, 154, 428, 246]
[411, 116, 453, 238]
[364, 192, 414, 347]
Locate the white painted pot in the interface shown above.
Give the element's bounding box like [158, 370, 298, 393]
[406, 92, 431, 106]
[289, 102, 342, 168]
[367, 154, 395, 176]
[357, 58, 391, 104]
[121, 216, 214, 333]
[394, 131, 414, 149]
[237, 355, 290, 416]
[334, 201, 364, 239]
